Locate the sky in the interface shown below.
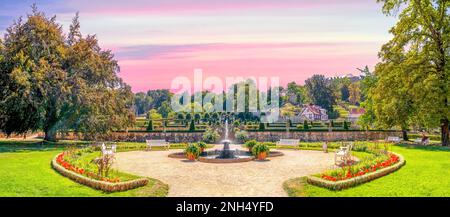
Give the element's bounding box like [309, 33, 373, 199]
[0, 0, 397, 92]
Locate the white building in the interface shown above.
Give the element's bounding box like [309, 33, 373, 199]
[298, 104, 328, 121]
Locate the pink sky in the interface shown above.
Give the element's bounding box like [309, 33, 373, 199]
[1, 0, 397, 92]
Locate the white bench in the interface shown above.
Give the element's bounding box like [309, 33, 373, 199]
[101, 143, 116, 156]
[414, 138, 430, 145]
[276, 139, 299, 147]
[335, 142, 353, 165]
[386, 136, 401, 143]
[146, 140, 170, 150]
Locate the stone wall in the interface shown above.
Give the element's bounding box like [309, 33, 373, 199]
[54, 131, 205, 143]
[246, 131, 402, 142]
[52, 130, 401, 143]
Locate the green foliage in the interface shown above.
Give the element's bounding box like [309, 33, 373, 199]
[343, 121, 349, 130]
[197, 142, 207, 150]
[251, 143, 270, 156]
[370, 0, 450, 145]
[0, 8, 134, 141]
[244, 140, 258, 150]
[305, 75, 336, 113]
[202, 128, 220, 143]
[303, 120, 309, 130]
[235, 130, 249, 143]
[259, 122, 266, 130]
[146, 120, 153, 131]
[185, 144, 200, 158]
[189, 120, 196, 131]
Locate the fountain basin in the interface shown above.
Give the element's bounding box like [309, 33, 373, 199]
[168, 150, 285, 163]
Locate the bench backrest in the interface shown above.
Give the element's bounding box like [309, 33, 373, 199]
[146, 140, 168, 145]
[387, 137, 400, 142]
[278, 139, 299, 145]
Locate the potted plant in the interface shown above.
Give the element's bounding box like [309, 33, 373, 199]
[244, 140, 258, 152]
[252, 143, 270, 160]
[185, 144, 200, 161]
[197, 142, 207, 153]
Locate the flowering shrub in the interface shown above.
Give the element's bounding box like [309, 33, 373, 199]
[56, 152, 120, 183]
[321, 153, 400, 182]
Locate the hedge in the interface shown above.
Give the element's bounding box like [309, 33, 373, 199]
[51, 154, 149, 192]
[306, 153, 405, 190]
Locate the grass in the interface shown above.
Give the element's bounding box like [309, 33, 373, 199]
[0, 140, 168, 197]
[283, 144, 450, 197]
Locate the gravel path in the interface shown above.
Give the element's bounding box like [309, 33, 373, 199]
[113, 146, 335, 197]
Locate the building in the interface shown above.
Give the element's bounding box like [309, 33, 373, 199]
[298, 104, 329, 121]
[347, 108, 366, 122]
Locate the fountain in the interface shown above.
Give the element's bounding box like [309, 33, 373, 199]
[217, 119, 236, 159]
[168, 116, 284, 163]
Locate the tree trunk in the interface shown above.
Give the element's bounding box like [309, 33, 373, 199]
[441, 118, 449, 146]
[402, 130, 409, 141]
[44, 128, 57, 142]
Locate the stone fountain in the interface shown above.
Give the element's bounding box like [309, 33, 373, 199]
[217, 119, 235, 159]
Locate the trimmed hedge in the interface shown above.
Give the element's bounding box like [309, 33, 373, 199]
[51, 154, 149, 192]
[306, 153, 405, 191]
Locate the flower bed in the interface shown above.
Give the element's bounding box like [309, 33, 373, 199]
[52, 152, 148, 192]
[307, 152, 405, 190]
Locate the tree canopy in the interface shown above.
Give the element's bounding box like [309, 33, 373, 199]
[0, 7, 135, 141]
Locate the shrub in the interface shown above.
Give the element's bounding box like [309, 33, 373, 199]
[185, 144, 200, 158]
[202, 128, 220, 143]
[303, 120, 309, 130]
[245, 140, 258, 151]
[189, 120, 196, 131]
[197, 142, 207, 152]
[251, 143, 270, 156]
[147, 120, 153, 131]
[235, 130, 249, 143]
[259, 122, 266, 130]
[343, 121, 349, 130]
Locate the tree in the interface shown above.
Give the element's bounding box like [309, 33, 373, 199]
[348, 82, 361, 105]
[0, 7, 135, 141]
[305, 75, 336, 113]
[341, 85, 350, 102]
[157, 101, 172, 118]
[373, 0, 449, 145]
[147, 109, 162, 120]
[189, 120, 196, 131]
[147, 120, 153, 131]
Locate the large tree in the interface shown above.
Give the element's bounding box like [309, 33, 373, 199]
[305, 74, 336, 114]
[0, 7, 134, 141]
[374, 0, 449, 145]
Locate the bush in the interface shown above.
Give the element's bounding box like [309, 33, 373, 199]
[251, 143, 270, 156]
[197, 142, 207, 151]
[244, 140, 258, 151]
[259, 122, 266, 130]
[185, 144, 200, 158]
[189, 120, 196, 131]
[202, 128, 220, 143]
[343, 121, 349, 130]
[235, 130, 249, 143]
[303, 120, 309, 130]
[147, 120, 153, 131]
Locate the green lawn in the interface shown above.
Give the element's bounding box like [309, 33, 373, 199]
[0, 141, 168, 197]
[284, 144, 450, 197]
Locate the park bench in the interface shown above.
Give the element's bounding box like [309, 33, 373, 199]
[386, 136, 401, 143]
[414, 138, 430, 145]
[335, 142, 353, 166]
[101, 143, 116, 156]
[146, 139, 170, 150]
[276, 139, 300, 147]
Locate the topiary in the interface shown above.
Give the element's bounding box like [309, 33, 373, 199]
[189, 119, 196, 131]
[343, 121, 349, 130]
[147, 120, 153, 131]
[259, 122, 266, 130]
[303, 120, 309, 130]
